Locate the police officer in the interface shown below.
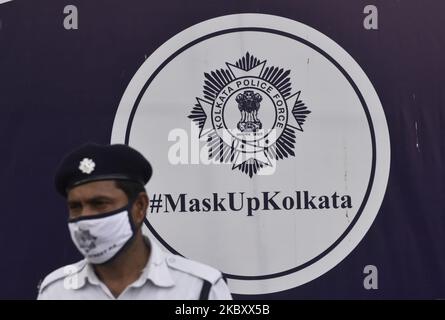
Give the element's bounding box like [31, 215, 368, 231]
[37, 143, 232, 300]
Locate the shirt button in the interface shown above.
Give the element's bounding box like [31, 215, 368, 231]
[168, 257, 175, 263]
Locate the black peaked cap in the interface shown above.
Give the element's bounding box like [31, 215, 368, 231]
[54, 143, 152, 196]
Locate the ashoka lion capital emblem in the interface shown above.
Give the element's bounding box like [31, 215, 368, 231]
[188, 52, 311, 177]
[236, 90, 263, 133]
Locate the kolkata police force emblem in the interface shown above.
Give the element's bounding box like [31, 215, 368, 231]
[74, 229, 97, 253]
[112, 14, 391, 295]
[188, 52, 311, 177]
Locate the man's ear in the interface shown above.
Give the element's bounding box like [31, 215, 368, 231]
[132, 192, 148, 225]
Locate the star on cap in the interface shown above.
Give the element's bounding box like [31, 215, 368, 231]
[79, 158, 96, 174]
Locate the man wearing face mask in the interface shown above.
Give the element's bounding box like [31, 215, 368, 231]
[37, 143, 232, 300]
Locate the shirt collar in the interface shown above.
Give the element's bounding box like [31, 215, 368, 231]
[132, 236, 175, 288]
[74, 236, 175, 290]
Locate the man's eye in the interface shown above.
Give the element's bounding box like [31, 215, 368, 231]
[92, 201, 108, 207]
[68, 203, 81, 210]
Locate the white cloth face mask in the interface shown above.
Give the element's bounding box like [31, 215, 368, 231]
[68, 203, 136, 264]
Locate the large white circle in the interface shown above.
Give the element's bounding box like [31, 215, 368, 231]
[111, 14, 390, 295]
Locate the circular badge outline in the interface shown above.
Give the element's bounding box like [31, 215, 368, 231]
[122, 27, 377, 281]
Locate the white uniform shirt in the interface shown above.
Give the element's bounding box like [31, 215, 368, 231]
[37, 238, 232, 300]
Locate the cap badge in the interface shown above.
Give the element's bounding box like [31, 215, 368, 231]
[79, 158, 96, 174]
